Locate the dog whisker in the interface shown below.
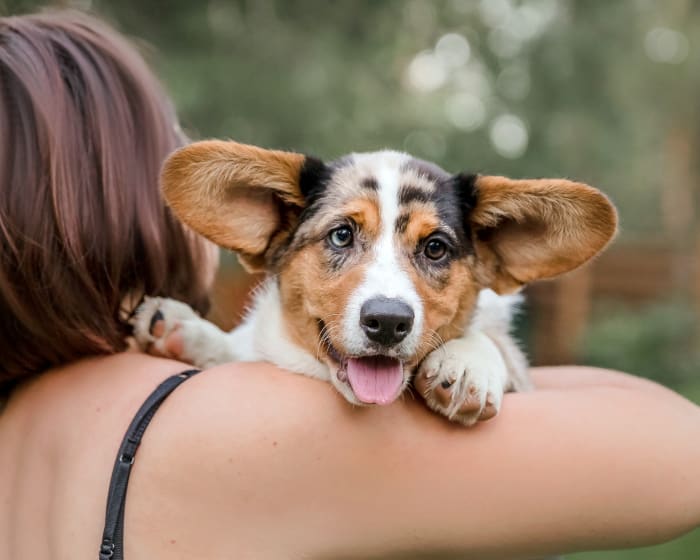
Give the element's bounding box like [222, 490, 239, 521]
[315, 319, 343, 363]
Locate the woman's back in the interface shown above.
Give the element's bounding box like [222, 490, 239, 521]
[0, 354, 191, 558]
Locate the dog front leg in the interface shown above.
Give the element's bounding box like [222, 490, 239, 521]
[131, 297, 241, 369]
[416, 329, 510, 426]
[415, 289, 531, 426]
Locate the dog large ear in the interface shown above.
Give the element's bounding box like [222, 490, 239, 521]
[465, 175, 618, 293]
[161, 140, 324, 272]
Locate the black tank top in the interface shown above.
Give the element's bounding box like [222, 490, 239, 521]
[98, 369, 200, 560]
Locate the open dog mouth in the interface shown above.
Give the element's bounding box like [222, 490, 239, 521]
[323, 327, 404, 406]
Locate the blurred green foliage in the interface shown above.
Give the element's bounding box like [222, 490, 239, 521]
[582, 301, 700, 389]
[4, 0, 699, 234]
[2, 1, 698, 558]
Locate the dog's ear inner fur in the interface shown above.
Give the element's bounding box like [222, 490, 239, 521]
[467, 175, 618, 294]
[161, 140, 314, 272]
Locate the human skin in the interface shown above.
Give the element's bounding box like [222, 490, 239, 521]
[0, 353, 698, 559]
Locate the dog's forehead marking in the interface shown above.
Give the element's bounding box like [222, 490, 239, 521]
[329, 151, 459, 251]
[338, 150, 426, 356]
[347, 150, 415, 253]
[323, 151, 449, 219]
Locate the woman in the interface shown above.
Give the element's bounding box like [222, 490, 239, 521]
[0, 10, 698, 560]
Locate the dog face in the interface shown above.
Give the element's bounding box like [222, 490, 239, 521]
[273, 151, 483, 405]
[161, 140, 617, 406]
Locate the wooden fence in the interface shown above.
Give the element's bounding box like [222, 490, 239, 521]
[528, 237, 700, 364]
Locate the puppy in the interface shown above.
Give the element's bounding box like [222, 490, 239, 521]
[132, 140, 617, 426]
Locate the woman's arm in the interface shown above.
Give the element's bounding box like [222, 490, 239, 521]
[530, 365, 684, 392]
[126, 364, 700, 559]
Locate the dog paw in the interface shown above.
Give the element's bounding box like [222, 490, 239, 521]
[415, 332, 508, 426]
[130, 296, 199, 359]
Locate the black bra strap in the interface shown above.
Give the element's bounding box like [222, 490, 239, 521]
[99, 369, 201, 560]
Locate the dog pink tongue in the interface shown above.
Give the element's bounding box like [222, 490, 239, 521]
[346, 356, 403, 405]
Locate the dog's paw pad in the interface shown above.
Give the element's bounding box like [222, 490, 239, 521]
[163, 325, 185, 357]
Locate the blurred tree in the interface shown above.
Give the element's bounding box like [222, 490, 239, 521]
[4, 0, 698, 237]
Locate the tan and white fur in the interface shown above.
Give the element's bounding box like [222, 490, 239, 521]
[132, 140, 617, 426]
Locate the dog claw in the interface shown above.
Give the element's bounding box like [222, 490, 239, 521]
[149, 309, 165, 336]
[480, 403, 498, 421]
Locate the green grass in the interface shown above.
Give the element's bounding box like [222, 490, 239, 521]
[568, 528, 700, 560]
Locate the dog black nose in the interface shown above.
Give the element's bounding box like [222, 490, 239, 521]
[360, 297, 414, 346]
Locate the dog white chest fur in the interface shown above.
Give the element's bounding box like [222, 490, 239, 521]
[132, 140, 617, 426]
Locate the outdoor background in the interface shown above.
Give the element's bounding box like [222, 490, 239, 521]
[3, 0, 699, 558]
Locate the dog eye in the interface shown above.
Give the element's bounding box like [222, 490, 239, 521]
[424, 238, 447, 260]
[329, 226, 353, 248]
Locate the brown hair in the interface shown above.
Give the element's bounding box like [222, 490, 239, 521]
[0, 10, 210, 391]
